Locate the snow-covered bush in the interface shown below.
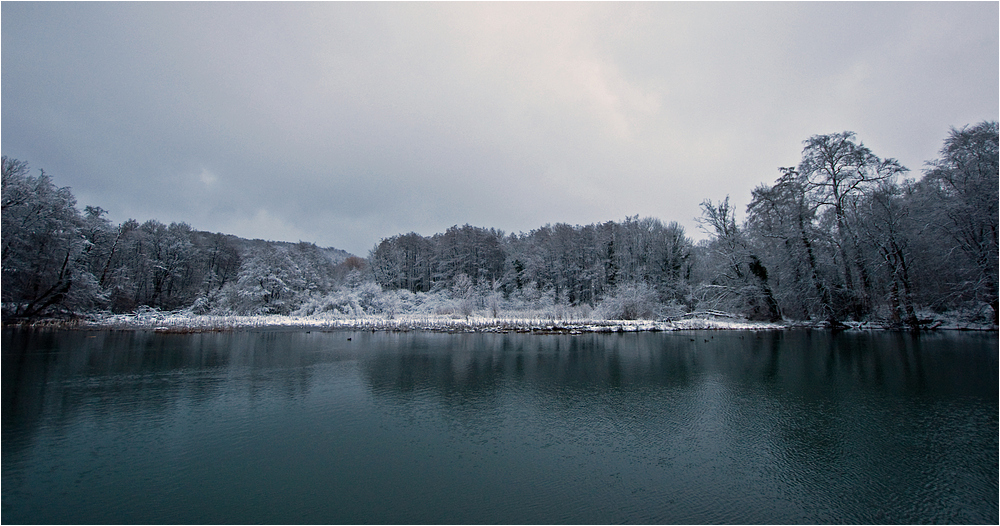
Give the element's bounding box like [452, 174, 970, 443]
[190, 296, 212, 315]
[595, 281, 660, 320]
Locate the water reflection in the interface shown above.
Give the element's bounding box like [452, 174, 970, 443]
[2, 328, 997, 524]
[353, 330, 994, 401]
[2, 330, 348, 461]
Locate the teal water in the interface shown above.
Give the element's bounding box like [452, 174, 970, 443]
[3, 329, 997, 524]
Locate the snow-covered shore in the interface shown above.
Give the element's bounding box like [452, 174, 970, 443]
[83, 314, 784, 333]
[17, 309, 992, 333]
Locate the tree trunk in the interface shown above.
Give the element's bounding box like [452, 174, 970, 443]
[798, 214, 834, 321]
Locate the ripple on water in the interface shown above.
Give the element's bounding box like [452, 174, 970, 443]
[2, 329, 997, 524]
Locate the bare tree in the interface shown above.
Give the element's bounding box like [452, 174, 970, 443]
[855, 181, 920, 328]
[915, 121, 999, 324]
[797, 132, 907, 318]
[697, 197, 781, 321]
[747, 168, 835, 321]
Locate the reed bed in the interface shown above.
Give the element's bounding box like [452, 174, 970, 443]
[73, 310, 787, 333]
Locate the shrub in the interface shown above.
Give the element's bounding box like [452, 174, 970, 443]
[595, 281, 660, 320]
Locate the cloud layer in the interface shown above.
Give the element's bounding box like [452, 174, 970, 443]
[3, 2, 997, 255]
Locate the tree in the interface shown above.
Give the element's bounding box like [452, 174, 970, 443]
[915, 121, 999, 324]
[797, 132, 907, 318]
[1, 157, 100, 318]
[230, 243, 304, 315]
[855, 180, 920, 328]
[200, 232, 242, 294]
[697, 197, 781, 321]
[747, 167, 836, 321]
[451, 272, 475, 319]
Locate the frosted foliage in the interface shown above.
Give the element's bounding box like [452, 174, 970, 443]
[594, 281, 660, 320]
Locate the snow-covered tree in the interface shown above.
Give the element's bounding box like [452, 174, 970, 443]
[912, 121, 998, 324]
[1, 157, 101, 317]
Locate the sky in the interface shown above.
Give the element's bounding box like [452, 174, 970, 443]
[2, 2, 997, 256]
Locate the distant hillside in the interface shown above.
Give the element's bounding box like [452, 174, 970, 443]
[232, 236, 355, 263]
[321, 246, 353, 264]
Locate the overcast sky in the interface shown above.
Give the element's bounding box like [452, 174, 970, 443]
[3, 2, 997, 256]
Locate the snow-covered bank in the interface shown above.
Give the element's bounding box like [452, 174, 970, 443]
[74, 312, 785, 333]
[22, 309, 992, 333]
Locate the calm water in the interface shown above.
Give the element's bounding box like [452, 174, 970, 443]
[2, 328, 997, 524]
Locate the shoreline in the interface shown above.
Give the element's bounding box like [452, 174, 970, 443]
[4, 312, 996, 333]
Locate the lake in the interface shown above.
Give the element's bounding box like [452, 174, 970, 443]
[2, 328, 997, 524]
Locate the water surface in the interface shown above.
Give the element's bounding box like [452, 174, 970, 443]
[3, 329, 997, 523]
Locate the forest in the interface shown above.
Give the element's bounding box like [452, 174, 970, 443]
[2, 121, 997, 328]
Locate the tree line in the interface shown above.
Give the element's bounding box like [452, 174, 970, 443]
[2, 121, 996, 326]
[1, 159, 356, 319]
[368, 217, 694, 319]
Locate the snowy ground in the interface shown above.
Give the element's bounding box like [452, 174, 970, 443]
[60, 310, 781, 333]
[46, 309, 993, 333]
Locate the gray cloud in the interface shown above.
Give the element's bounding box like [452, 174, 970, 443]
[3, 2, 997, 255]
